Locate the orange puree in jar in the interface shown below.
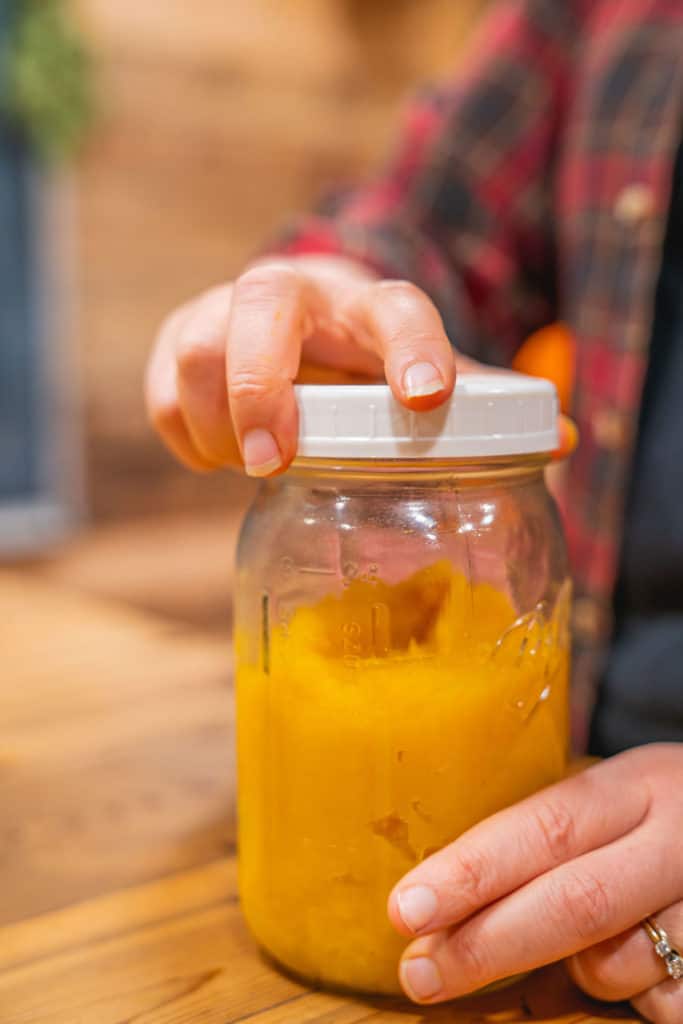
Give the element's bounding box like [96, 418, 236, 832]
[236, 561, 570, 995]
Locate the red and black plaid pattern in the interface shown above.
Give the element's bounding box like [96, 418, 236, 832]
[276, 0, 683, 750]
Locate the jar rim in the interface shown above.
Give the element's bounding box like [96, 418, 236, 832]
[283, 452, 550, 484]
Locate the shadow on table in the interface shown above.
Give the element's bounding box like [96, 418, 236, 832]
[266, 956, 638, 1022]
[366, 964, 636, 1020]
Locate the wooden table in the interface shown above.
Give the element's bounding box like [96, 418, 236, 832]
[0, 571, 640, 1022]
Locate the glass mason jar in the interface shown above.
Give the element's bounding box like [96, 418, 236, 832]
[235, 376, 570, 997]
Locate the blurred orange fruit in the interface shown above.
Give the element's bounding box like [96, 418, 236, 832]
[513, 322, 576, 414]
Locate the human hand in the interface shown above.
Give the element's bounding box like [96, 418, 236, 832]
[145, 256, 468, 475]
[388, 744, 683, 1023]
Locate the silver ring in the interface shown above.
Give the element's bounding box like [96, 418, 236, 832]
[643, 916, 683, 981]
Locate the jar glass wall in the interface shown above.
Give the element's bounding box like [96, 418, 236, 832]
[235, 453, 570, 996]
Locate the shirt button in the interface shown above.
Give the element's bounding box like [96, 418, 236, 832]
[614, 183, 655, 225]
[572, 597, 602, 639]
[592, 408, 628, 450]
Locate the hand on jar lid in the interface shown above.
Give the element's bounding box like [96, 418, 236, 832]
[146, 256, 462, 477]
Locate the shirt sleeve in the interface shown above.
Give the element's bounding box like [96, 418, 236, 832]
[271, 0, 580, 366]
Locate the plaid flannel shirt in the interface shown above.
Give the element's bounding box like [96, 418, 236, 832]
[276, 0, 683, 750]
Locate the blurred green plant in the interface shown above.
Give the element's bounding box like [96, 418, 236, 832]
[2, 0, 93, 160]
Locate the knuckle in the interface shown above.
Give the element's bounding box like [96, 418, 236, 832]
[448, 846, 492, 911]
[374, 279, 425, 305]
[549, 870, 612, 941]
[448, 928, 492, 987]
[530, 798, 576, 864]
[175, 331, 223, 375]
[567, 946, 623, 1001]
[229, 367, 281, 403]
[390, 331, 446, 359]
[364, 280, 445, 355]
[371, 279, 441, 324]
[235, 262, 299, 301]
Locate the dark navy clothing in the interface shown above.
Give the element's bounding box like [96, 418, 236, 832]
[590, 143, 683, 755]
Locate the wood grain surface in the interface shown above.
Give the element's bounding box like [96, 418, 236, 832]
[0, 571, 639, 1022]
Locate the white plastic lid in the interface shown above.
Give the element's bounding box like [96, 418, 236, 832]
[295, 373, 558, 460]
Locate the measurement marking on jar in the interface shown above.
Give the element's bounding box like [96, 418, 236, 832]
[342, 621, 362, 668]
[371, 602, 390, 656]
[296, 566, 337, 576]
[342, 561, 381, 588]
[261, 592, 270, 675]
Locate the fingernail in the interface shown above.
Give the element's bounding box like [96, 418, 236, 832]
[243, 429, 282, 477]
[397, 885, 439, 933]
[400, 956, 443, 1002]
[403, 362, 445, 399]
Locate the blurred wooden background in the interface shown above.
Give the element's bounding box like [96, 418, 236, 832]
[17, 1, 492, 628]
[69, 0, 492, 521]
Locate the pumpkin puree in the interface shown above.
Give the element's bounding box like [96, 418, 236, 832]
[236, 561, 569, 994]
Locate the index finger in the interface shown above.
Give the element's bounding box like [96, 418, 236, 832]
[340, 280, 457, 409]
[227, 262, 323, 475]
[388, 754, 651, 938]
